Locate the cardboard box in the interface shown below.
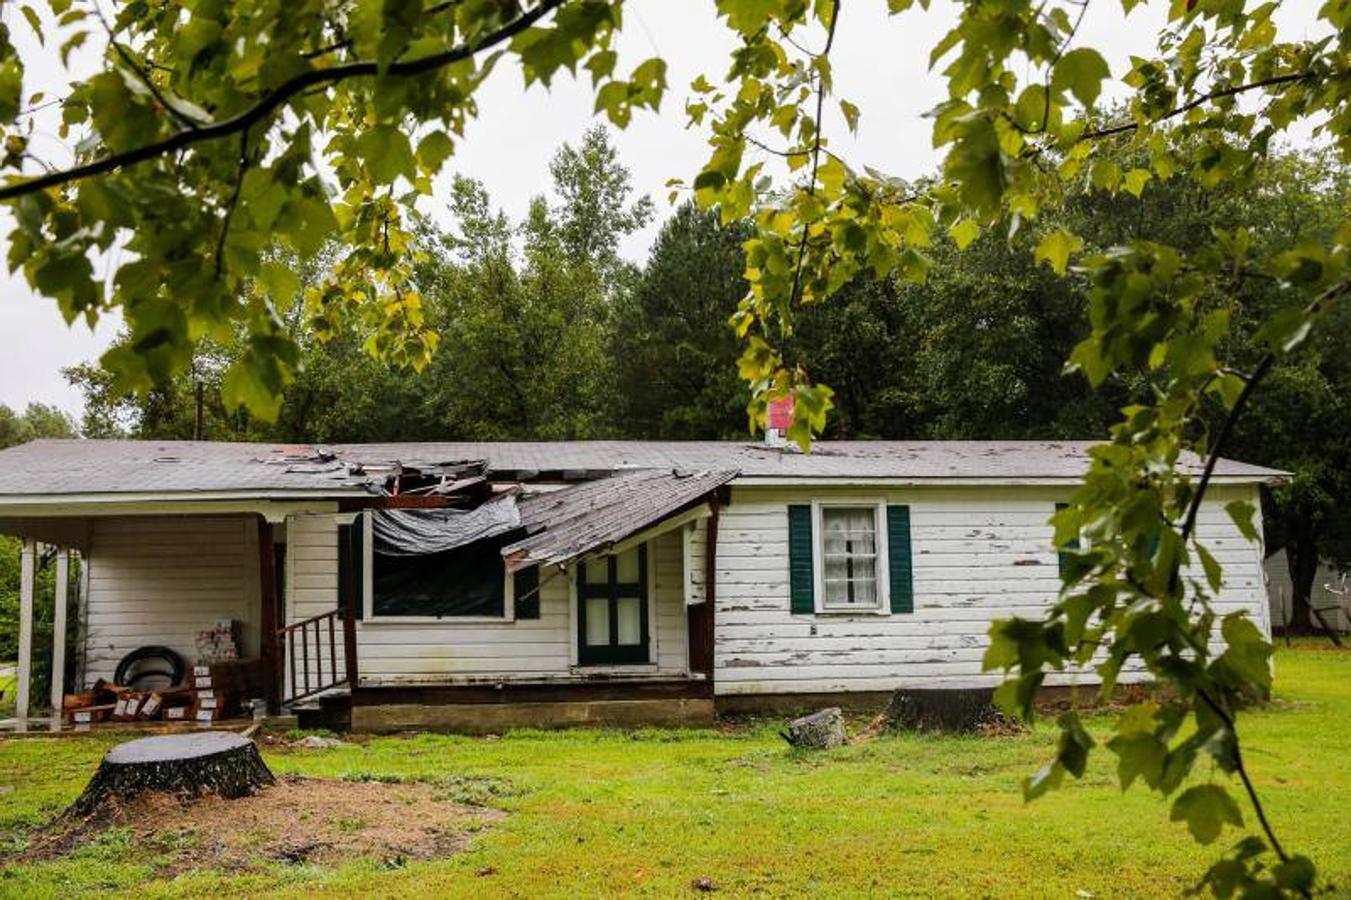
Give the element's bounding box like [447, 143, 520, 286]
[139, 693, 162, 719]
[68, 704, 115, 725]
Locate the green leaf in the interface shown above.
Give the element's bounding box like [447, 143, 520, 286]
[948, 218, 980, 250]
[1023, 760, 1065, 801]
[839, 98, 860, 134]
[1215, 613, 1273, 693]
[1107, 732, 1166, 790]
[1225, 500, 1259, 542]
[1254, 306, 1313, 353]
[943, 115, 1005, 218]
[1034, 228, 1083, 275]
[1273, 856, 1316, 893]
[1196, 543, 1223, 593]
[416, 131, 456, 174]
[356, 125, 416, 184]
[1055, 711, 1095, 778]
[1122, 168, 1151, 198]
[257, 261, 301, 311]
[222, 359, 283, 421]
[1052, 48, 1111, 106]
[1170, 784, 1243, 844]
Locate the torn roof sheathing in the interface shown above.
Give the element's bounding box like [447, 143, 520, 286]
[502, 468, 738, 572]
[371, 492, 522, 557]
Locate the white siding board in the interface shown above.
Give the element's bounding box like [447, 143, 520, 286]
[83, 515, 260, 685]
[281, 517, 693, 687]
[712, 483, 1270, 696]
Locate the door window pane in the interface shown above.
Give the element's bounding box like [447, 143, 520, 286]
[821, 506, 880, 610]
[576, 545, 650, 664]
[585, 596, 610, 646]
[584, 559, 609, 586]
[616, 596, 642, 645]
[615, 546, 641, 583]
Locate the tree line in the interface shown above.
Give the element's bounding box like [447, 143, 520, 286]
[2, 126, 1345, 641]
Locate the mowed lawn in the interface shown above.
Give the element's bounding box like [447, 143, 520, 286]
[0, 644, 1347, 898]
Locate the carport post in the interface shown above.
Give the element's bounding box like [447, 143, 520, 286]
[15, 538, 35, 721]
[48, 548, 70, 718]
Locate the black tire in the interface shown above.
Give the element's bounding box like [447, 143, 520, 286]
[114, 645, 186, 689]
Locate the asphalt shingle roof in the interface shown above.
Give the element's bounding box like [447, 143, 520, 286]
[504, 468, 738, 570]
[0, 438, 1284, 499]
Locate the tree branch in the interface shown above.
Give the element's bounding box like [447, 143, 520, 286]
[1196, 689, 1303, 894]
[787, 0, 841, 309]
[1082, 72, 1316, 142]
[214, 129, 252, 280]
[1181, 276, 1350, 543]
[95, 6, 205, 131]
[0, 0, 565, 202]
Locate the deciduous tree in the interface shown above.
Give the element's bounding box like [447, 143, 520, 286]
[1, 1, 1346, 892]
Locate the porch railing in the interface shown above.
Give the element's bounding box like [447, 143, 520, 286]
[280, 609, 349, 705]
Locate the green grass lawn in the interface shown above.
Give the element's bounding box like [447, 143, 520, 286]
[1, 643, 1347, 898]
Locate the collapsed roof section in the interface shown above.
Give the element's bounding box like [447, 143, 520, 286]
[502, 468, 738, 573]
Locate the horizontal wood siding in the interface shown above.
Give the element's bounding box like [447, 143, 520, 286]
[713, 483, 1270, 696]
[284, 511, 344, 697]
[652, 528, 689, 673]
[1265, 548, 1350, 631]
[285, 515, 691, 686]
[83, 515, 260, 684]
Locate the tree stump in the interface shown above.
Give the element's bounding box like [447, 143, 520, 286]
[65, 732, 275, 819]
[781, 707, 846, 749]
[880, 687, 1002, 733]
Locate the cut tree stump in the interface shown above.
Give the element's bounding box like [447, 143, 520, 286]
[781, 707, 846, 749]
[880, 687, 1002, 733]
[65, 732, 275, 819]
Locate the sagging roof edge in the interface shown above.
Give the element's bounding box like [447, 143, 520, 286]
[502, 486, 721, 575]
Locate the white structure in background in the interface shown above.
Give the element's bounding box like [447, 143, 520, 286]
[1265, 549, 1351, 632]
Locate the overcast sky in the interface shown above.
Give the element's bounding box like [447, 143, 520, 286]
[0, 0, 1328, 417]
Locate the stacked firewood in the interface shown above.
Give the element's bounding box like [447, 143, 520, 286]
[62, 660, 264, 726]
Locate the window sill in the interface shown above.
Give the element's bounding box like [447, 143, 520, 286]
[360, 615, 516, 625]
[569, 663, 660, 675]
[809, 607, 892, 617]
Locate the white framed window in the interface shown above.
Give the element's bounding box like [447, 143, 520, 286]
[813, 501, 889, 613]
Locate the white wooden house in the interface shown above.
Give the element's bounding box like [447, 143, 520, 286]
[0, 434, 1281, 731]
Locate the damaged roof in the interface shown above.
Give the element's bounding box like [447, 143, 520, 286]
[0, 438, 1284, 499]
[503, 468, 738, 571]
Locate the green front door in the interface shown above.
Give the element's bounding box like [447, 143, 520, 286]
[577, 545, 650, 665]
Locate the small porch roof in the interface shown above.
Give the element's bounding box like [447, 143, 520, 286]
[502, 468, 737, 572]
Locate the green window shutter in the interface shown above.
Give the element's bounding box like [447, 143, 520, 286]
[514, 565, 540, 619]
[339, 514, 364, 621]
[886, 505, 914, 614]
[788, 505, 815, 614]
[1055, 502, 1079, 578]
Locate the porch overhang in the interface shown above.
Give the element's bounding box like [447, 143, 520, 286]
[500, 468, 737, 574]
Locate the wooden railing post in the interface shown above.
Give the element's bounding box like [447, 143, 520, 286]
[257, 518, 282, 715]
[702, 494, 719, 688]
[340, 519, 360, 689]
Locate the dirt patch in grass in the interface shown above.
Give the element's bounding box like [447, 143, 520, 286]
[15, 775, 502, 875]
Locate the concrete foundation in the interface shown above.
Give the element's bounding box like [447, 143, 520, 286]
[352, 697, 715, 734]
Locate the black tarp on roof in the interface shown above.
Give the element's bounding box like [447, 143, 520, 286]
[370, 493, 521, 557]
